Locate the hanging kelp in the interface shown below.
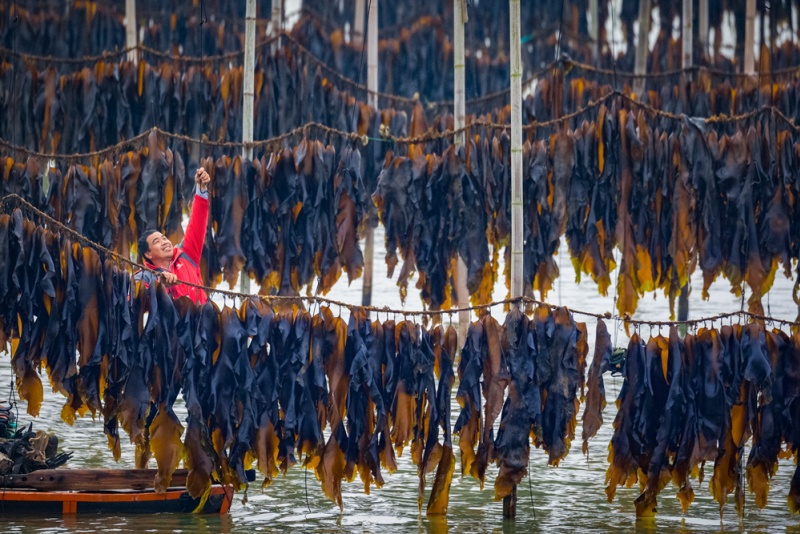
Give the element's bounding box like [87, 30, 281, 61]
[590, 318, 797, 518]
[2, 208, 800, 516]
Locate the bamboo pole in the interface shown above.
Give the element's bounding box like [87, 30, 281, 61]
[510, 0, 523, 305]
[588, 0, 599, 61]
[243, 0, 256, 162]
[271, 0, 282, 55]
[698, 0, 709, 59]
[125, 0, 137, 65]
[454, 0, 470, 343]
[362, 0, 378, 307]
[682, 0, 693, 70]
[744, 0, 756, 75]
[507, 1, 523, 516]
[633, 0, 651, 96]
[240, 0, 256, 295]
[354, 0, 366, 46]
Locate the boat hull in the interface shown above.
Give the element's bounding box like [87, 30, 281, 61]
[0, 485, 233, 515]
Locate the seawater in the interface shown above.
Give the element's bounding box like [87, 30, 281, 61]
[0, 226, 798, 533]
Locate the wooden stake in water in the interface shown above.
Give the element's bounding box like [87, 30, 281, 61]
[744, 0, 756, 75]
[362, 0, 379, 307]
[507, 0, 523, 518]
[503, 485, 517, 518]
[125, 0, 137, 65]
[454, 0, 470, 343]
[633, 0, 651, 97]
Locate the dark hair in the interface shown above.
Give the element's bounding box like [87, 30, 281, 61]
[138, 230, 159, 263]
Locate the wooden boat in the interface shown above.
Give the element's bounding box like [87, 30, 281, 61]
[0, 469, 235, 515]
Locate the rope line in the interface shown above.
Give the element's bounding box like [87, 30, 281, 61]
[0, 193, 796, 329]
[3, 36, 799, 111]
[0, 123, 361, 162]
[1, 92, 793, 161]
[0, 35, 283, 66]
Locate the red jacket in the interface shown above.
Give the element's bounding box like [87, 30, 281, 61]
[140, 191, 209, 304]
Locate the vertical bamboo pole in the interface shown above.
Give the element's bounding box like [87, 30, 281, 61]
[588, 0, 599, 61]
[454, 0, 470, 343]
[125, 0, 138, 64]
[241, 0, 256, 295]
[681, 0, 693, 111]
[698, 0, 709, 59]
[633, 0, 651, 96]
[508, 4, 524, 517]
[271, 0, 282, 54]
[354, 0, 366, 46]
[362, 0, 378, 307]
[368, 1, 378, 99]
[744, 0, 756, 75]
[682, 0, 693, 70]
[243, 0, 256, 162]
[509, 0, 524, 307]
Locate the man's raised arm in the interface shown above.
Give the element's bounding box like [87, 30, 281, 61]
[182, 168, 211, 265]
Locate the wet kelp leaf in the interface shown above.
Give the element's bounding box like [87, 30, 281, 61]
[391, 320, 418, 456]
[183, 300, 221, 498]
[710, 325, 748, 517]
[74, 245, 105, 417]
[211, 155, 247, 289]
[634, 332, 680, 517]
[533, 305, 581, 466]
[332, 145, 365, 287]
[413, 327, 439, 508]
[494, 307, 536, 500]
[786, 331, 800, 514]
[615, 109, 641, 321]
[150, 403, 185, 493]
[581, 318, 612, 455]
[427, 325, 457, 515]
[454, 320, 483, 480]
[343, 307, 387, 494]
[745, 327, 785, 508]
[315, 309, 349, 508]
[605, 334, 645, 503]
[117, 280, 154, 462]
[473, 315, 508, 487]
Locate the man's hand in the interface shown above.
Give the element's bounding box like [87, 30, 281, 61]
[195, 168, 211, 192]
[160, 272, 178, 285]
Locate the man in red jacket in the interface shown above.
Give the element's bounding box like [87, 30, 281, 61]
[134, 167, 210, 304]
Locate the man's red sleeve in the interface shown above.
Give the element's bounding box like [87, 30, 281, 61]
[182, 193, 209, 264]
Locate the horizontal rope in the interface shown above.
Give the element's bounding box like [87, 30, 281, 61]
[0, 34, 284, 65]
[0, 193, 797, 329]
[568, 57, 800, 80]
[0, 123, 361, 162]
[618, 92, 770, 124]
[2, 92, 795, 161]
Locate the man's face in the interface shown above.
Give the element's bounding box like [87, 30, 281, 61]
[145, 232, 173, 263]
